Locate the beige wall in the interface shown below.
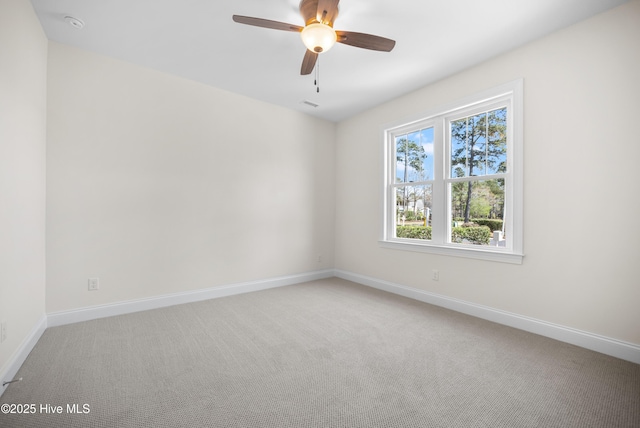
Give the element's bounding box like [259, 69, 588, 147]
[0, 0, 48, 376]
[335, 1, 640, 344]
[45, 42, 336, 312]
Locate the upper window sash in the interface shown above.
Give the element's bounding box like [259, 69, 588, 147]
[444, 98, 513, 181]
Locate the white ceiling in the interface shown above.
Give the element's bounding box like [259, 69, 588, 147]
[31, 0, 628, 122]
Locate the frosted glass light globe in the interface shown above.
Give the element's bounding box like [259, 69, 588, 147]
[300, 23, 337, 53]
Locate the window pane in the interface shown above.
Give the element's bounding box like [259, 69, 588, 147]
[419, 127, 434, 180]
[471, 113, 487, 176]
[487, 108, 507, 174]
[451, 118, 468, 178]
[395, 127, 433, 183]
[395, 184, 432, 240]
[450, 108, 507, 178]
[450, 179, 505, 246]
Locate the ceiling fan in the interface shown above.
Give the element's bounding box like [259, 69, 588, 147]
[232, 0, 396, 75]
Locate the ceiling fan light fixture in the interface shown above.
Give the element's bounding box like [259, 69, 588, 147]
[301, 23, 336, 53]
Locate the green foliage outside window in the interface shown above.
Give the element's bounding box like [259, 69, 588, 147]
[396, 226, 432, 240]
[451, 226, 492, 245]
[396, 224, 492, 245]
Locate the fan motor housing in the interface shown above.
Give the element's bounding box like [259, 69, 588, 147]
[300, 0, 339, 26]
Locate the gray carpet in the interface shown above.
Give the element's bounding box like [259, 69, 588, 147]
[1, 278, 639, 427]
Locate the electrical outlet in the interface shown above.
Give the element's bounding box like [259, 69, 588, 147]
[88, 277, 99, 291]
[317, 255, 323, 263]
[1, 322, 7, 343]
[432, 270, 439, 281]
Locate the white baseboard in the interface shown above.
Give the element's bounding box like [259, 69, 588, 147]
[3, 270, 333, 397]
[48, 269, 334, 327]
[335, 269, 640, 365]
[0, 315, 47, 399]
[3, 267, 637, 396]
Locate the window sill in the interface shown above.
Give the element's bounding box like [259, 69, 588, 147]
[379, 239, 524, 264]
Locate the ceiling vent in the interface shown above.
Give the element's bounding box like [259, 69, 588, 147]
[64, 16, 85, 29]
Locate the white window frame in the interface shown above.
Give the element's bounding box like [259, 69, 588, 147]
[381, 80, 523, 264]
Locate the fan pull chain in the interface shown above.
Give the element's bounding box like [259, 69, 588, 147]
[315, 56, 320, 93]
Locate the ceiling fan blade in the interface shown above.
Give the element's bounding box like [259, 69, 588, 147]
[301, 50, 318, 75]
[317, 0, 340, 25]
[336, 30, 396, 52]
[232, 15, 303, 32]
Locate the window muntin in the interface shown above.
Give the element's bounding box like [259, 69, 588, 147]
[382, 81, 523, 263]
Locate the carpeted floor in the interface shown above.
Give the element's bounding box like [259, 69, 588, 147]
[1, 278, 639, 427]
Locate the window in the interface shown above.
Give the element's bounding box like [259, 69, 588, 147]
[381, 80, 523, 263]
